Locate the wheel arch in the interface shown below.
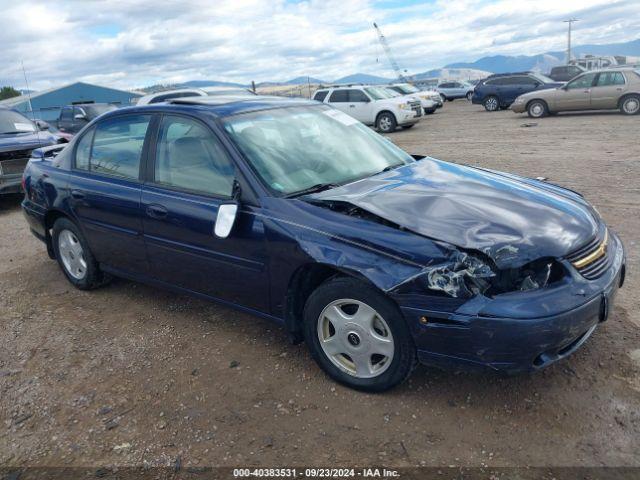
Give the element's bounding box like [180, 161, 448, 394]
[43, 209, 75, 259]
[526, 98, 550, 112]
[283, 262, 387, 344]
[375, 109, 397, 123]
[618, 92, 640, 108]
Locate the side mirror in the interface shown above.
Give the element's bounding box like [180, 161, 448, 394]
[74, 113, 87, 121]
[214, 203, 238, 238]
[35, 120, 50, 131]
[214, 181, 241, 238]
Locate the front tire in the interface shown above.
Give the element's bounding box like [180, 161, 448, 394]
[52, 218, 108, 290]
[440, 94, 447, 102]
[401, 124, 415, 130]
[483, 96, 499, 111]
[620, 95, 640, 115]
[376, 112, 397, 133]
[466, 91, 473, 101]
[527, 100, 548, 118]
[303, 277, 417, 392]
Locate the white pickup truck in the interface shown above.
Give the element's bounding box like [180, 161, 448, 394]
[312, 85, 422, 133]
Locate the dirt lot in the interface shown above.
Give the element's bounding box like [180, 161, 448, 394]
[1, 101, 639, 469]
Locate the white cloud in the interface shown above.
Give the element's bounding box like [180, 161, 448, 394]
[1, 0, 638, 90]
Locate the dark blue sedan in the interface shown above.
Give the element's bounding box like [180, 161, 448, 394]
[472, 72, 563, 111]
[21, 96, 626, 391]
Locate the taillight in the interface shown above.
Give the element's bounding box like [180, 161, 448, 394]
[21, 175, 27, 192]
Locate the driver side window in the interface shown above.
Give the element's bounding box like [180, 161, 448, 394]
[154, 115, 235, 197]
[566, 73, 597, 89]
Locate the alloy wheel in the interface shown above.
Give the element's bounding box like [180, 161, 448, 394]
[317, 299, 395, 379]
[485, 97, 498, 111]
[379, 116, 392, 132]
[58, 229, 87, 280]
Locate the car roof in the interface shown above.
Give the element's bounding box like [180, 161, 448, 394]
[98, 95, 319, 118]
[487, 71, 534, 77]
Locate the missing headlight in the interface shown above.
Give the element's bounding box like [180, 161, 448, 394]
[422, 252, 496, 298]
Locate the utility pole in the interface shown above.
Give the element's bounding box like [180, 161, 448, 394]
[563, 18, 578, 64]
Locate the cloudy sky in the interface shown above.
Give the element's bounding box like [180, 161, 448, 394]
[2, 0, 639, 90]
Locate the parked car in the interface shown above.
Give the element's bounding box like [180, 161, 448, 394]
[387, 83, 442, 114]
[512, 68, 640, 118]
[22, 97, 625, 391]
[58, 103, 118, 135]
[547, 65, 586, 82]
[313, 85, 421, 133]
[138, 87, 256, 106]
[472, 72, 562, 111]
[0, 107, 61, 195]
[436, 81, 474, 101]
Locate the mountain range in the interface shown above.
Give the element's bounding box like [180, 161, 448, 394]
[144, 37, 640, 91]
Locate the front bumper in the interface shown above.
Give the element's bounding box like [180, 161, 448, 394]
[398, 110, 421, 125]
[511, 100, 527, 113]
[397, 232, 626, 373]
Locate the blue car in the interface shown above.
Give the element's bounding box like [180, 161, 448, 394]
[21, 97, 625, 391]
[1, 107, 60, 195]
[472, 72, 563, 111]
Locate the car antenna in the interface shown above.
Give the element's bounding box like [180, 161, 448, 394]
[21, 60, 43, 148]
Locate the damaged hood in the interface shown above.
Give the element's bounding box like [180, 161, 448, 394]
[310, 158, 599, 269]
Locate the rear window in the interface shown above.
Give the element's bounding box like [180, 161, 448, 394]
[313, 91, 328, 102]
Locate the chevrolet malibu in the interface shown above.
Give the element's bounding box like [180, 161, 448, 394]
[22, 97, 626, 391]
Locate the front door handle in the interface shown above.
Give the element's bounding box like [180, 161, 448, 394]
[146, 204, 168, 219]
[583, 89, 591, 93]
[349, 104, 356, 108]
[70, 190, 85, 199]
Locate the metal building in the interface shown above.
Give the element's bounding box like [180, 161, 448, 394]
[0, 82, 143, 122]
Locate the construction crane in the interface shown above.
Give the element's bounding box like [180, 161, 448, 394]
[373, 22, 408, 82]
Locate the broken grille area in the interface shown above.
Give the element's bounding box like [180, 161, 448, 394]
[0, 149, 33, 176]
[566, 230, 611, 280]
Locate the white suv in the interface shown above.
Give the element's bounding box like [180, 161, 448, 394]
[387, 83, 443, 114]
[312, 85, 422, 133]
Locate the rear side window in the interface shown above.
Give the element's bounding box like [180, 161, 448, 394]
[74, 114, 151, 180]
[328, 90, 349, 102]
[154, 115, 235, 197]
[596, 72, 625, 86]
[313, 91, 328, 102]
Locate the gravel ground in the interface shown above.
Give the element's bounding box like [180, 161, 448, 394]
[1, 101, 639, 469]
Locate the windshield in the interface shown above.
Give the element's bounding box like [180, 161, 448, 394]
[0, 109, 36, 134]
[381, 87, 401, 97]
[84, 104, 118, 119]
[531, 73, 555, 84]
[364, 86, 396, 100]
[399, 84, 420, 94]
[223, 106, 414, 195]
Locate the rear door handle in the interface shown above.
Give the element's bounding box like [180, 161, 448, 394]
[146, 204, 168, 219]
[70, 190, 85, 199]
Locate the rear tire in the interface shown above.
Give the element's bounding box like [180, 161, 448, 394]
[527, 100, 549, 118]
[424, 109, 435, 115]
[52, 218, 108, 290]
[620, 95, 640, 115]
[483, 96, 499, 111]
[376, 112, 397, 133]
[303, 277, 417, 392]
